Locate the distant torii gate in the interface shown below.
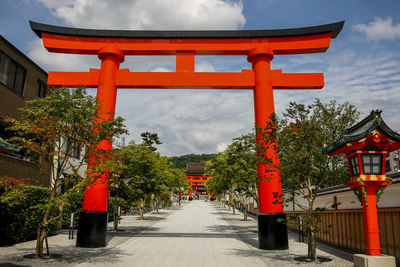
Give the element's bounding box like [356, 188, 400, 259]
[31, 20, 344, 250]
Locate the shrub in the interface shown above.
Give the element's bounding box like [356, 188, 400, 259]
[61, 191, 84, 229]
[0, 184, 57, 245]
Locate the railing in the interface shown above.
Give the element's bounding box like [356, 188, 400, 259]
[285, 208, 400, 261]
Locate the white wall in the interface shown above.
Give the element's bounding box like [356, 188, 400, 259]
[284, 182, 400, 212]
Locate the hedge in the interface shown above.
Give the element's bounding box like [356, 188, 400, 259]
[0, 184, 57, 245]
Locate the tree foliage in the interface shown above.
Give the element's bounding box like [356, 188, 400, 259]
[118, 137, 187, 219]
[207, 98, 360, 259]
[207, 132, 258, 219]
[6, 87, 127, 258]
[276, 99, 360, 260]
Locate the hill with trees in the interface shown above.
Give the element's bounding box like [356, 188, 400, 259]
[170, 154, 216, 169]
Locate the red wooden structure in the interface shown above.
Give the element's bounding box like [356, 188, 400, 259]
[185, 162, 210, 200]
[324, 110, 400, 256]
[31, 20, 343, 249]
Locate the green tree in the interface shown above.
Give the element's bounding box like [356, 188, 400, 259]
[6, 87, 127, 258]
[171, 153, 216, 169]
[120, 139, 186, 217]
[152, 156, 172, 213]
[108, 176, 138, 231]
[225, 133, 258, 220]
[120, 142, 161, 219]
[156, 163, 189, 209]
[140, 131, 162, 151]
[269, 99, 360, 260]
[207, 153, 237, 214]
[206, 133, 259, 220]
[166, 168, 188, 195]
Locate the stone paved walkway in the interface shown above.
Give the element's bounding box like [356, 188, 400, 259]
[0, 200, 353, 266]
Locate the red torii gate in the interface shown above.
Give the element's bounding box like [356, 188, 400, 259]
[30, 20, 343, 249]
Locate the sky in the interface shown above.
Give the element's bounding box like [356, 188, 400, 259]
[1, 0, 400, 156]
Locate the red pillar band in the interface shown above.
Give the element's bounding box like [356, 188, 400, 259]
[248, 47, 284, 214]
[82, 47, 125, 212]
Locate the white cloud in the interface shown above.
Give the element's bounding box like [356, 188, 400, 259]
[274, 49, 400, 133]
[115, 89, 254, 156]
[354, 17, 400, 41]
[36, 0, 245, 30]
[28, 0, 247, 156]
[27, 1, 400, 156]
[28, 39, 100, 71]
[217, 142, 228, 152]
[196, 61, 217, 72]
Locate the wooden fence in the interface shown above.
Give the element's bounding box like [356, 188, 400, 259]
[285, 208, 400, 261]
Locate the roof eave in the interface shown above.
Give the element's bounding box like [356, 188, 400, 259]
[30, 20, 344, 39]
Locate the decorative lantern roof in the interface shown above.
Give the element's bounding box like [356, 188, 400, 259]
[323, 110, 400, 156]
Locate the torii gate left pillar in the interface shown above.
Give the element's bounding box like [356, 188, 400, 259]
[30, 20, 344, 249]
[76, 48, 125, 247]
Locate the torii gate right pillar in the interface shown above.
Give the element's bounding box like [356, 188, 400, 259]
[248, 47, 288, 249]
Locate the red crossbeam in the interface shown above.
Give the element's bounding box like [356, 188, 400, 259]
[48, 69, 323, 89]
[42, 32, 333, 56]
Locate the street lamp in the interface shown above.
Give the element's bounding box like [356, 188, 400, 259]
[323, 110, 400, 266]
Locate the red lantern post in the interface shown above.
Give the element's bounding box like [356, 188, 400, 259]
[324, 110, 400, 266]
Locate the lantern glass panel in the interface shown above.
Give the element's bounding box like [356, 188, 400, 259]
[349, 156, 359, 177]
[362, 154, 382, 175]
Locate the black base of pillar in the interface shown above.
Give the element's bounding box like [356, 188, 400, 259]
[189, 197, 193, 201]
[210, 198, 215, 201]
[258, 213, 288, 250]
[76, 211, 108, 248]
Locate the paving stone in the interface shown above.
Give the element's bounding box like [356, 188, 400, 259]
[0, 200, 354, 266]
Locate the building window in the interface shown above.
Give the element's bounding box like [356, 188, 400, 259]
[62, 139, 80, 159]
[37, 79, 47, 98]
[362, 154, 382, 175]
[72, 143, 80, 159]
[0, 50, 26, 95]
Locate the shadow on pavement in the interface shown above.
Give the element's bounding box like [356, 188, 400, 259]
[0, 263, 30, 267]
[1, 245, 130, 267]
[132, 232, 237, 238]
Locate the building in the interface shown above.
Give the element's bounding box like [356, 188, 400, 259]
[0, 35, 50, 186]
[386, 147, 400, 178]
[186, 162, 210, 200]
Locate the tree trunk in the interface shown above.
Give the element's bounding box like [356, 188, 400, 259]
[140, 198, 144, 220]
[35, 198, 53, 258]
[306, 196, 317, 261]
[231, 196, 236, 215]
[35, 222, 50, 258]
[243, 197, 248, 221]
[156, 197, 159, 214]
[307, 225, 316, 260]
